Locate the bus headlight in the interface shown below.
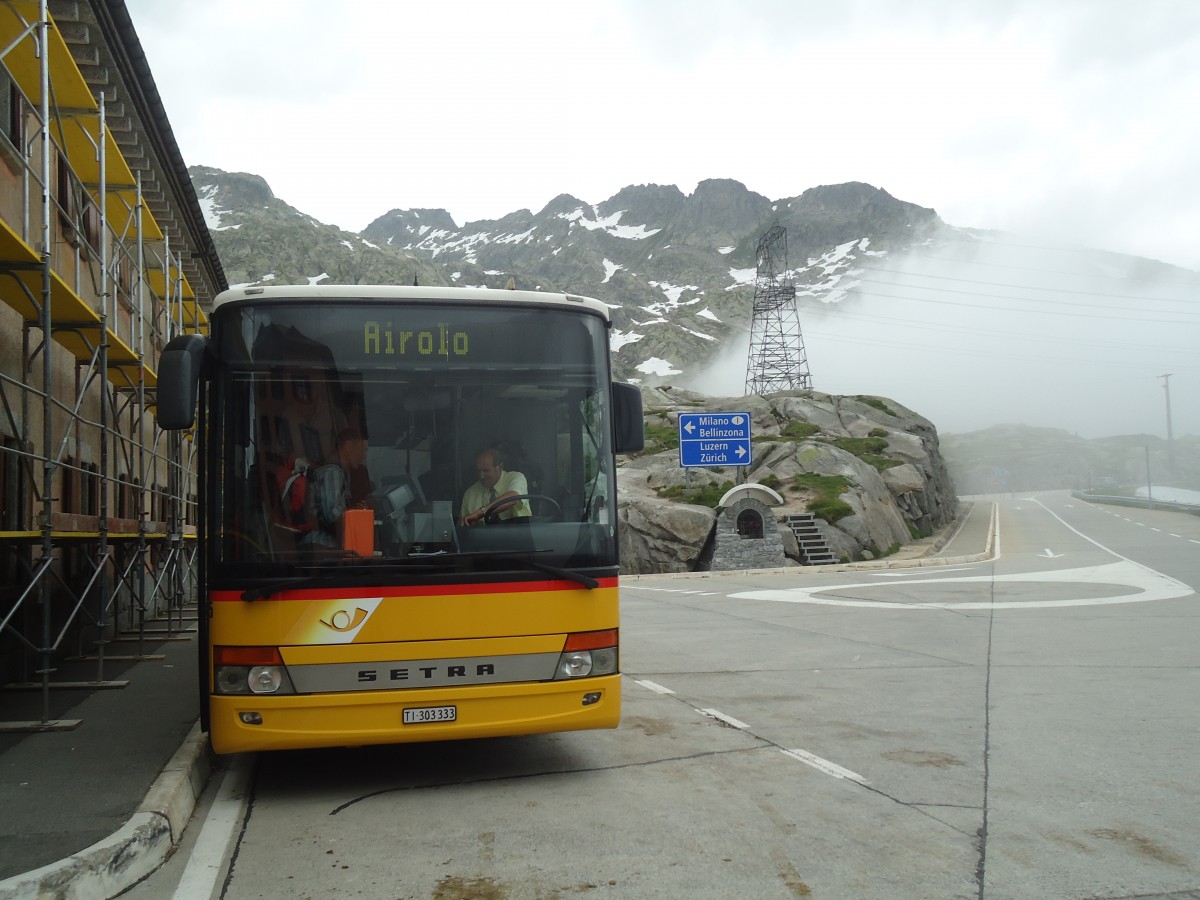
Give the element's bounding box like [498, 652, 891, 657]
[215, 666, 250, 694]
[554, 632, 618, 680]
[214, 646, 296, 695]
[558, 651, 593, 678]
[248, 665, 284, 694]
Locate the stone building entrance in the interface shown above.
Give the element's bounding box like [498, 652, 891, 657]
[710, 484, 787, 571]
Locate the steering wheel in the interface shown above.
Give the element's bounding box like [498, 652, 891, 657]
[482, 493, 561, 525]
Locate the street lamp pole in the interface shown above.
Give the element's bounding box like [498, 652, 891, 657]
[1159, 374, 1174, 474]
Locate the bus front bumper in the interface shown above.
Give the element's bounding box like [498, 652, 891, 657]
[208, 674, 621, 754]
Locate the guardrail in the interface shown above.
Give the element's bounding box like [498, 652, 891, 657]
[1071, 491, 1200, 516]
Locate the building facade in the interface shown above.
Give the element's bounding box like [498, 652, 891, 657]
[0, 0, 224, 715]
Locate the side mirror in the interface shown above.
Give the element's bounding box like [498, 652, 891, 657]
[157, 334, 209, 430]
[612, 383, 644, 453]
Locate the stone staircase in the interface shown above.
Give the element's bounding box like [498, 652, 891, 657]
[782, 513, 838, 566]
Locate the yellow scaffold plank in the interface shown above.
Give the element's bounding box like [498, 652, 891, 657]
[0, 220, 158, 389]
[0, 2, 95, 111]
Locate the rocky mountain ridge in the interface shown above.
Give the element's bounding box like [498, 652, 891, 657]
[191, 166, 949, 385]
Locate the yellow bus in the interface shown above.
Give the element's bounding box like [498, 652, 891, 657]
[158, 285, 643, 753]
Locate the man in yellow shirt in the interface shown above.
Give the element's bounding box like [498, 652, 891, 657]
[459, 447, 531, 526]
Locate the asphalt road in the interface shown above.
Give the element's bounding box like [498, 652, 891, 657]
[129, 492, 1200, 899]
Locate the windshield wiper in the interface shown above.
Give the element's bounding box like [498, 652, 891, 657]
[241, 550, 601, 601]
[241, 559, 446, 601]
[502, 556, 600, 590]
[430, 548, 601, 589]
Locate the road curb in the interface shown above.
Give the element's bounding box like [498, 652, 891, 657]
[0, 724, 212, 900]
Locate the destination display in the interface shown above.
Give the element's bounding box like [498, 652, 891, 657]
[678, 412, 752, 468]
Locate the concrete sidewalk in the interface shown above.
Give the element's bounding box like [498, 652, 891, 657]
[0, 500, 995, 899]
[0, 624, 211, 900]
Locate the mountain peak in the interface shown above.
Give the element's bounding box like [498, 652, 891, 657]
[363, 207, 459, 237]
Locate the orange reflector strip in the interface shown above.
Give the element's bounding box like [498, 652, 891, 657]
[563, 629, 618, 651]
[214, 645, 283, 666]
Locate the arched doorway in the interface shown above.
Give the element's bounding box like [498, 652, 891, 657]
[736, 508, 764, 539]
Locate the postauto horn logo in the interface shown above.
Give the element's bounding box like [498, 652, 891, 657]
[305, 597, 382, 643]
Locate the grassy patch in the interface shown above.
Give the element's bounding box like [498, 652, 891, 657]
[782, 421, 821, 440]
[753, 420, 820, 444]
[642, 423, 680, 453]
[820, 436, 903, 472]
[791, 473, 853, 523]
[757, 474, 782, 491]
[655, 480, 735, 508]
[854, 395, 897, 417]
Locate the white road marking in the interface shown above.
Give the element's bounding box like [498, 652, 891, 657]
[699, 708, 750, 730]
[873, 567, 978, 577]
[732, 499, 1194, 610]
[731, 560, 1192, 610]
[781, 748, 868, 784]
[172, 754, 253, 900]
[1040, 549, 1063, 558]
[634, 679, 675, 695]
[627, 586, 712, 595]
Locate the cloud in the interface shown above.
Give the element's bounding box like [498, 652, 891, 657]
[124, 0, 1200, 270]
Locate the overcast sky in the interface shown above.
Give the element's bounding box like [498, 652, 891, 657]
[124, 0, 1200, 272]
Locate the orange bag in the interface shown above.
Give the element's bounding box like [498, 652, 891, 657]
[341, 508, 375, 557]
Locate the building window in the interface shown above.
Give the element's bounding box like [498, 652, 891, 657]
[56, 151, 76, 233]
[81, 199, 101, 254]
[2, 75, 24, 151]
[1, 434, 30, 531]
[83, 463, 99, 517]
[736, 508, 764, 540]
[112, 252, 134, 299]
[61, 456, 76, 514]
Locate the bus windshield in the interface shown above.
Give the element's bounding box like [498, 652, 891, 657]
[209, 300, 616, 578]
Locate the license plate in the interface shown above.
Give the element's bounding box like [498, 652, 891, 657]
[403, 705, 457, 724]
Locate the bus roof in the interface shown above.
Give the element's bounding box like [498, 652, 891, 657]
[211, 284, 613, 319]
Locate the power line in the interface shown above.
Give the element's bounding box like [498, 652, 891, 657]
[865, 265, 1199, 307]
[831, 281, 1200, 325]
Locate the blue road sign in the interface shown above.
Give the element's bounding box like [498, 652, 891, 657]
[678, 412, 752, 468]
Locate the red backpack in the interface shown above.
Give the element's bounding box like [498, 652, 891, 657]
[274, 456, 312, 533]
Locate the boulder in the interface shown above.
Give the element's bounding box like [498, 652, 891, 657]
[616, 388, 958, 573]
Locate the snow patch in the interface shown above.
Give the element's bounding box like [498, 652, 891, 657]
[636, 357, 682, 376]
[197, 186, 238, 231]
[556, 206, 660, 240]
[495, 227, 537, 245]
[727, 267, 756, 287]
[649, 281, 700, 304]
[610, 330, 644, 352]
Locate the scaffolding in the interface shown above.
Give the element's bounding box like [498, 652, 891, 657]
[0, 0, 224, 729]
[744, 225, 812, 396]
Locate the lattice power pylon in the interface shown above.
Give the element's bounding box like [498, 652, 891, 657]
[745, 225, 812, 396]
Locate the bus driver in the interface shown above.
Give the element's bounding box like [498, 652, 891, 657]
[459, 447, 531, 526]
